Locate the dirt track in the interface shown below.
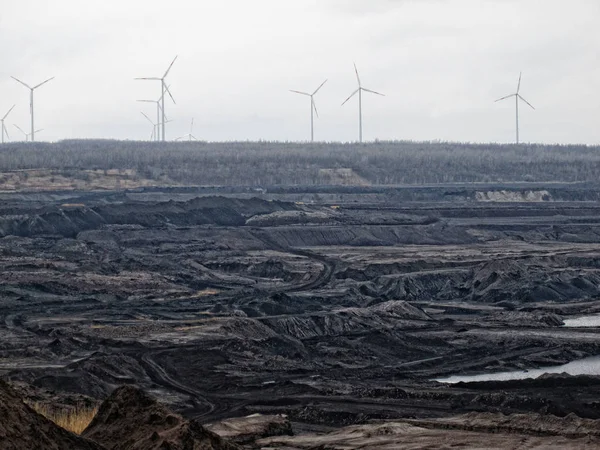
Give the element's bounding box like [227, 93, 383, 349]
[3, 184, 600, 433]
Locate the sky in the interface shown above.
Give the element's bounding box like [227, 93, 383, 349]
[1, 0, 599, 144]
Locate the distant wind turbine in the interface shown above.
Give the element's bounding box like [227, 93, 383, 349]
[1, 105, 16, 144]
[135, 56, 177, 141]
[495, 72, 535, 144]
[290, 79, 327, 142]
[137, 84, 172, 141]
[175, 118, 198, 141]
[11, 76, 54, 142]
[342, 64, 384, 143]
[137, 100, 162, 141]
[141, 111, 172, 141]
[140, 112, 160, 141]
[14, 124, 42, 142]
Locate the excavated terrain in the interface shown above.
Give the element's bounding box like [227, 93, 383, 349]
[3, 183, 600, 446]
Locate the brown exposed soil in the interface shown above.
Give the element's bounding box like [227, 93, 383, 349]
[0, 379, 103, 450]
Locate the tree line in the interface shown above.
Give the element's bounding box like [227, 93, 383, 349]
[0, 140, 598, 186]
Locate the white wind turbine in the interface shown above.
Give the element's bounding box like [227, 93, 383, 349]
[14, 124, 42, 142]
[11, 76, 54, 142]
[1, 105, 16, 144]
[495, 72, 535, 144]
[141, 111, 172, 141]
[137, 99, 162, 141]
[135, 56, 177, 141]
[290, 79, 327, 142]
[137, 84, 172, 141]
[140, 112, 159, 141]
[175, 118, 198, 141]
[342, 64, 384, 143]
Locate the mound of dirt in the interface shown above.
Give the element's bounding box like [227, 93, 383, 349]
[206, 413, 293, 444]
[410, 411, 600, 438]
[258, 419, 600, 449]
[0, 196, 298, 238]
[82, 385, 238, 450]
[0, 379, 103, 450]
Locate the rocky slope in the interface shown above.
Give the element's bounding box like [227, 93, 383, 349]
[82, 386, 238, 450]
[0, 380, 103, 450]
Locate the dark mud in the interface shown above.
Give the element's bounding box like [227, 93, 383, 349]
[2, 184, 600, 434]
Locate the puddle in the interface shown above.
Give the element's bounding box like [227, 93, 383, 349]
[563, 315, 600, 328]
[435, 355, 600, 384]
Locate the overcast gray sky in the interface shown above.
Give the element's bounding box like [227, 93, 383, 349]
[1, 0, 599, 144]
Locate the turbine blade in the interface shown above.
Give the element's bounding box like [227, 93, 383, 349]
[3, 123, 9, 140]
[518, 94, 535, 110]
[35, 129, 43, 134]
[312, 98, 319, 118]
[14, 124, 26, 135]
[341, 89, 359, 106]
[134, 77, 161, 80]
[3, 105, 16, 120]
[164, 84, 176, 104]
[140, 111, 155, 125]
[312, 79, 328, 96]
[137, 100, 156, 103]
[517, 72, 522, 94]
[11, 76, 31, 89]
[33, 77, 54, 90]
[362, 87, 385, 96]
[190, 135, 198, 140]
[290, 90, 310, 96]
[353, 63, 361, 87]
[494, 94, 515, 102]
[163, 55, 178, 78]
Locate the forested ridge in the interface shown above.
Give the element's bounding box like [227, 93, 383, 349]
[0, 140, 598, 185]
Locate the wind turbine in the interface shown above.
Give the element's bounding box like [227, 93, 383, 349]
[11, 76, 54, 142]
[137, 84, 172, 141]
[290, 79, 327, 142]
[135, 56, 177, 141]
[138, 100, 162, 141]
[14, 124, 42, 142]
[342, 64, 384, 143]
[495, 72, 535, 144]
[140, 112, 159, 141]
[175, 118, 198, 141]
[1, 105, 15, 144]
[141, 111, 172, 141]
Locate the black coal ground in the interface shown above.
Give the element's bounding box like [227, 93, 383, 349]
[3, 185, 600, 428]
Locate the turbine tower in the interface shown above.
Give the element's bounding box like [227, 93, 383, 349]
[342, 64, 384, 143]
[135, 56, 177, 141]
[495, 72, 535, 144]
[14, 124, 42, 142]
[11, 76, 54, 142]
[175, 118, 198, 141]
[1, 105, 16, 144]
[290, 79, 327, 142]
